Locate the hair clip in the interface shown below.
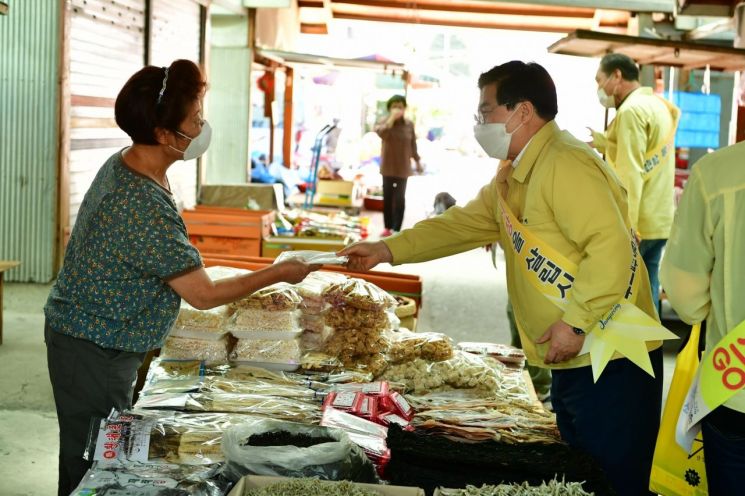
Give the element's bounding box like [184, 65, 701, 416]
[157, 66, 169, 104]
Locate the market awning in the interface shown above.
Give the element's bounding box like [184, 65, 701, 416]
[548, 29, 745, 72]
[255, 47, 406, 71]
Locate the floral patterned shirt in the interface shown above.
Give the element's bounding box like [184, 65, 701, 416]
[45, 150, 202, 352]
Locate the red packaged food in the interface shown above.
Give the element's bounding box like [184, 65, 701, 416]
[378, 412, 412, 430]
[380, 391, 414, 420]
[322, 391, 363, 412]
[333, 381, 390, 397]
[353, 394, 378, 421]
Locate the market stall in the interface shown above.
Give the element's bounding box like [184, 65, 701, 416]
[70, 265, 602, 496]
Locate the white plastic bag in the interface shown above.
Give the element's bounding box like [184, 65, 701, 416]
[275, 250, 348, 266]
[221, 418, 377, 483]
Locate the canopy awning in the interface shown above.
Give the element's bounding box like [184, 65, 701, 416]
[548, 29, 745, 72]
[255, 47, 406, 71]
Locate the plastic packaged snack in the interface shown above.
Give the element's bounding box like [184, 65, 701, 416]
[381, 350, 503, 395]
[169, 326, 229, 341]
[300, 314, 326, 333]
[322, 278, 396, 312]
[332, 382, 390, 397]
[275, 250, 349, 265]
[228, 308, 301, 337]
[300, 327, 332, 351]
[388, 330, 454, 363]
[161, 336, 230, 363]
[323, 391, 364, 412]
[229, 283, 301, 312]
[174, 301, 229, 331]
[457, 341, 527, 366]
[70, 464, 227, 496]
[300, 351, 343, 372]
[324, 306, 390, 331]
[230, 338, 301, 364]
[323, 327, 389, 361]
[321, 407, 388, 439]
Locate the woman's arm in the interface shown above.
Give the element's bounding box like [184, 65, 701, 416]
[168, 259, 319, 309]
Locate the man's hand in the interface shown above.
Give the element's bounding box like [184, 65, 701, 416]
[536, 320, 585, 364]
[338, 241, 393, 272]
[415, 160, 424, 174]
[274, 259, 322, 284]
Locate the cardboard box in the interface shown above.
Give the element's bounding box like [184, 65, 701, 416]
[261, 236, 348, 258]
[200, 184, 284, 211]
[190, 235, 262, 257]
[314, 180, 364, 208]
[228, 475, 425, 496]
[182, 208, 275, 240]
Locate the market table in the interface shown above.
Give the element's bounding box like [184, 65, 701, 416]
[0, 260, 20, 345]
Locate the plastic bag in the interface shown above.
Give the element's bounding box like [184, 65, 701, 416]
[169, 326, 228, 341]
[161, 336, 230, 363]
[300, 314, 326, 333]
[229, 283, 301, 311]
[323, 327, 390, 362]
[230, 338, 301, 364]
[324, 306, 390, 331]
[202, 377, 319, 401]
[140, 359, 206, 396]
[71, 464, 228, 496]
[650, 324, 708, 495]
[323, 278, 396, 312]
[221, 418, 378, 483]
[275, 250, 348, 266]
[388, 330, 454, 363]
[174, 301, 229, 330]
[457, 341, 526, 366]
[382, 350, 502, 395]
[300, 351, 344, 372]
[227, 308, 301, 337]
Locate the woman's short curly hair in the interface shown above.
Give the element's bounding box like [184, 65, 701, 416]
[115, 59, 207, 145]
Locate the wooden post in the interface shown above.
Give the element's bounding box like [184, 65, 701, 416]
[56, 0, 72, 270]
[283, 66, 294, 168]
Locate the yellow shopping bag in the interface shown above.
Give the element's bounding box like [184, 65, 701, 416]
[650, 324, 708, 495]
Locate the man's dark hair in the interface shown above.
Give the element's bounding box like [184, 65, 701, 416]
[115, 59, 207, 145]
[477, 61, 558, 120]
[599, 53, 639, 82]
[386, 94, 407, 110]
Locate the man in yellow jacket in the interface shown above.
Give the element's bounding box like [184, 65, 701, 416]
[590, 53, 680, 314]
[341, 61, 663, 496]
[660, 140, 745, 495]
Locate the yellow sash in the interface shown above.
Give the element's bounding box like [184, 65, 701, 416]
[677, 319, 745, 452]
[497, 181, 677, 381]
[641, 95, 680, 179]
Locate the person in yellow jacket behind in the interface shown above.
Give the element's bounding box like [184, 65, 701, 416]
[341, 61, 663, 496]
[660, 140, 745, 495]
[589, 53, 680, 315]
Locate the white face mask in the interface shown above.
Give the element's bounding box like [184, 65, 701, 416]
[171, 121, 212, 161]
[597, 87, 616, 109]
[473, 106, 523, 160]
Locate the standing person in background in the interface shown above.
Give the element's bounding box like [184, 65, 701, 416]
[588, 53, 680, 315]
[44, 60, 319, 496]
[661, 140, 745, 495]
[375, 95, 422, 237]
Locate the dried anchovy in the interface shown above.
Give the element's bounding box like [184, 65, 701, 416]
[437, 477, 594, 495]
[243, 478, 383, 496]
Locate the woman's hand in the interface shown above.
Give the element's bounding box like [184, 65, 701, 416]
[338, 241, 393, 272]
[274, 259, 322, 284]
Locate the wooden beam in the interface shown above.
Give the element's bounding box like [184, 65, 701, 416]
[301, 22, 329, 34]
[332, 12, 583, 33]
[299, 0, 325, 7]
[283, 67, 294, 168]
[57, 0, 72, 269]
[331, 0, 595, 18]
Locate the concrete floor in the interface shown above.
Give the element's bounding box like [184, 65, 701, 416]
[0, 153, 680, 495]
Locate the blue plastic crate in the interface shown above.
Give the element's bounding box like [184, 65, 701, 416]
[671, 92, 721, 148]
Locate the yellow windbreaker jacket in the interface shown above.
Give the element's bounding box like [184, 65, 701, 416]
[385, 121, 661, 369]
[593, 87, 680, 240]
[661, 141, 745, 413]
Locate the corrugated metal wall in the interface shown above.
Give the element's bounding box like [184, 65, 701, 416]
[151, 0, 202, 210]
[0, 1, 60, 282]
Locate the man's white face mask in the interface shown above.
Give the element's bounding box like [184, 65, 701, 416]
[473, 105, 523, 160]
[597, 74, 618, 109]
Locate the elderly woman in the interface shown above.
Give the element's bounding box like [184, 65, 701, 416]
[44, 60, 318, 495]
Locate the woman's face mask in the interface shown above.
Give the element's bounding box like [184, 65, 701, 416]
[473, 106, 523, 160]
[171, 120, 212, 161]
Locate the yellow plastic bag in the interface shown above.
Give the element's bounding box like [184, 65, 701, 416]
[650, 324, 708, 495]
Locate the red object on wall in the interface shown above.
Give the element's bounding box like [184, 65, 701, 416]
[737, 106, 745, 143]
